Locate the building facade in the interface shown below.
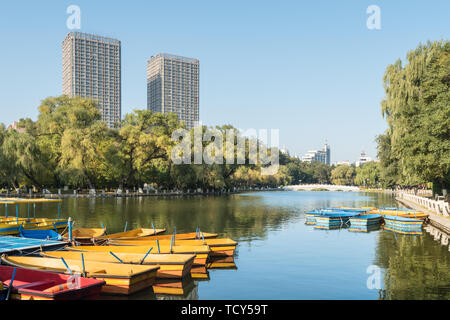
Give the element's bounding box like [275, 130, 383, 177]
[355, 151, 373, 167]
[301, 143, 331, 165]
[147, 53, 199, 129]
[62, 32, 121, 128]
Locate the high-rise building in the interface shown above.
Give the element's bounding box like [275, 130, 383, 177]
[147, 53, 199, 129]
[62, 32, 121, 128]
[301, 143, 331, 165]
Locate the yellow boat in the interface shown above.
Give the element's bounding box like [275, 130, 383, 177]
[62, 228, 106, 245]
[68, 244, 211, 265]
[96, 228, 166, 240]
[125, 232, 219, 241]
[1, 254, 159, 296]
[109, 238, 237, 257]
[373, 209, 428, 220]
[41, 251, 195, 279]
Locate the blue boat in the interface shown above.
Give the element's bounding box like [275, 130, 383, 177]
[305, 209, 361, 225]
[349, 214, 382, 227]
[314, 212, 359, 229]
[383, 215, 423, 233]
[18, 226, 62, 241]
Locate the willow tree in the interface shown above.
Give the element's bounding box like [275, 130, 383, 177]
[378, 40, 450, 192]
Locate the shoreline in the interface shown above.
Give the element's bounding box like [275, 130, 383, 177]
[0, 187, 282, 199]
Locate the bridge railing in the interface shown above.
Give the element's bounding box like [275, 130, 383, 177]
[396, 191, 450, 217]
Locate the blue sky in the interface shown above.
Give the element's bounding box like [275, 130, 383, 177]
[0, 0, 448, 162]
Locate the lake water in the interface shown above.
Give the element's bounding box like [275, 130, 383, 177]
[20, 191, 450, 300]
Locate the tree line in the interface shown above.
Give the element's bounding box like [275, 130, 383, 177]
[0, 95, 383, 192]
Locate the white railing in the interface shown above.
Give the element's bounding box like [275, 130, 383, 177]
[397, 192, 450, 217]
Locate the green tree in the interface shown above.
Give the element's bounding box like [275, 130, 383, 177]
[331, 165, 356, 185]
[378, 40, 450, 192]
[354, 162, 381, 187]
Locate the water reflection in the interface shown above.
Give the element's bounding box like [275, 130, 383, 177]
[375, 229, 450, 299]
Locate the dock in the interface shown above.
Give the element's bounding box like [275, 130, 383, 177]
[396, 192, 450, 235]
[0, 236, 67, 255]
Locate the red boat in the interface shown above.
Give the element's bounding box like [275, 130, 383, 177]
[0, 265, 105, 300]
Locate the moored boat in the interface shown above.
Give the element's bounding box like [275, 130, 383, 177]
[349, 214, 382, 227]
[96, 228, 166, 240]
[41, 250, 195, 279]
[125, 232, 219, 241]
[1, 255, 159, 295]
[68, 244, 211, 265]
[62, 228, 106, 245]
[109, 238, 237, 257]
[374, 207, 428, 220]
[383, 215, 424, 233]
[0, 265, 105, 300]
[314, 212, 358, 229]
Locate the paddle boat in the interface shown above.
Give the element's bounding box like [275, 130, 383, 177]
[1, 254, 159, 296]
[0, 265, 105, 300]
[68, 244, 211, 265]
[41, 251, 195, 279]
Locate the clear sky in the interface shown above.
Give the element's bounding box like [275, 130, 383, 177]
[0, 0, 448, 163]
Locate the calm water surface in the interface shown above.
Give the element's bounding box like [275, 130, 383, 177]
[25, 191, 450, 300]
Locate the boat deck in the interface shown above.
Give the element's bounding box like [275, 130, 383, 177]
[0, 236, 67, 255]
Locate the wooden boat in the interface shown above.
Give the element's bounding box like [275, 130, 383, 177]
[96, 228, 166, 240]
[0, 265, 105, 300]
[124, 232, 218, 241]
[109, 238, 237, 257]
[1, 255, 159, 295]
[19, 226, 62, 241]
[62, 228, 106, 245]
[349, 214, 382, 227]
[41, 251, 195, 279]
[68, 244, 211, 265]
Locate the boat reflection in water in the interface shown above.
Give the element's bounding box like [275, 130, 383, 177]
[383, 225, 423, 236]
[153, 276, 197, 297]
[207, 256, 237, 270]
[349, 224, 381, 233]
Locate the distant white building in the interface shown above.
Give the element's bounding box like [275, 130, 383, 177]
[301, 143, 330, 165]
[355, 151, 372, 167]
